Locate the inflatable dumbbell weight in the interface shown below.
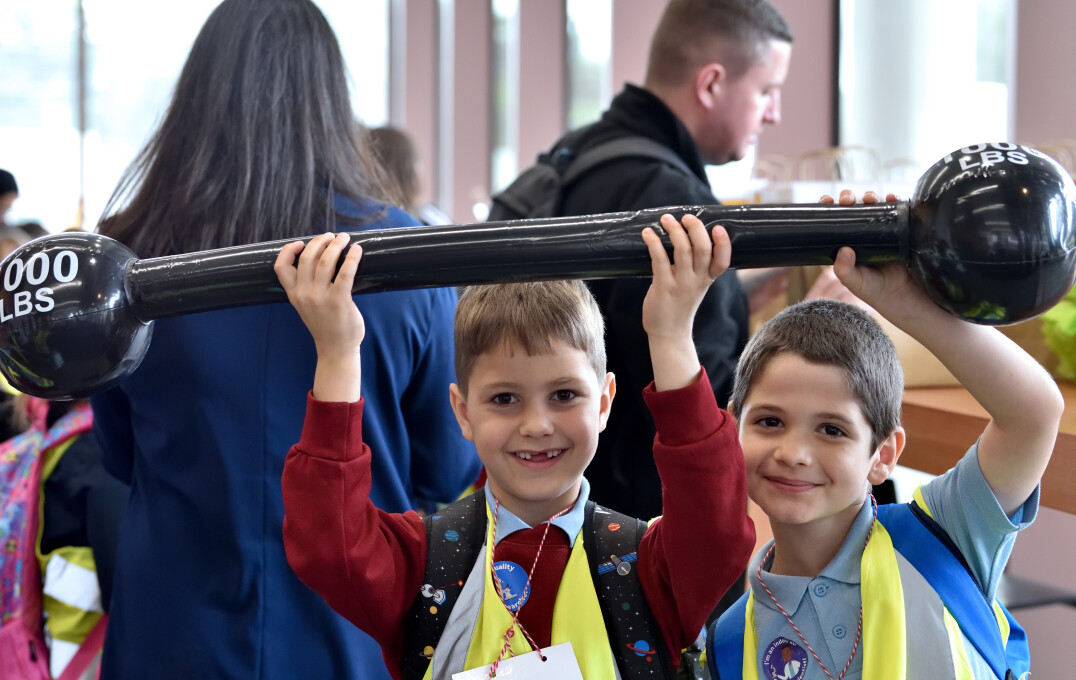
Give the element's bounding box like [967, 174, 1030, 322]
[0, 142, 1072, 400]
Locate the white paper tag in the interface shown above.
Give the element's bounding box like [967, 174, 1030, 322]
[451, 641, 585, 680]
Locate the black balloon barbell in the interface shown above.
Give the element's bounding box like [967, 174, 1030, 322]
[1, 142, 1073, 400]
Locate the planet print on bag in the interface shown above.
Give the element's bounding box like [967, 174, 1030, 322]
[625, 639, 655, 661]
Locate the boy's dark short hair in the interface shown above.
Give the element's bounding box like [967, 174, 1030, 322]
[647, 0, 794, 84]
[454, 280, 606, 394]
[729, 298, 903, 451]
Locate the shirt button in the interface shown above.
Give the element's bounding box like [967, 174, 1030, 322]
[833, 625, 846, 639]
[812, 583, 829, 597]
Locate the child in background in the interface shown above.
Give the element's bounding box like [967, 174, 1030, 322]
[367, 126, 451, 226]
[708, 190, 1060, 679]
[1, 395, 126, 680]
[277, 214, 754, 679]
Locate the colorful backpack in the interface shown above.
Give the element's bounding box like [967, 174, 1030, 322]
[0, 399, 101, 680]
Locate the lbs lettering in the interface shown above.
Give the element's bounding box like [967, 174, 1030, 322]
[943, 142, 1048, 171]
[0, 250, 79, 321]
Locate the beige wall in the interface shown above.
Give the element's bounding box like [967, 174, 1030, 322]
[761, 0, 835, 157]
[1015, 1, 1076, 144]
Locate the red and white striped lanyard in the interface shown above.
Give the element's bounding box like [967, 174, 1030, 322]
[754, 494, 878, 680]
[487, 496, 570, 678]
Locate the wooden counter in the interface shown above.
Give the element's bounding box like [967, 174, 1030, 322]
[901, 382, 1076, 514]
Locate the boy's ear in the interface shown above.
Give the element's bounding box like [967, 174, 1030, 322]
[696, 62, 726, 109]
[867, 426, 906, 486]
[597, 372, 616, 433]
[448, 384, 476, 442]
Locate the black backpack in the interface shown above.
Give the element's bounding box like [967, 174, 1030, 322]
[487, 135, 695, 222]
[400, 488, 706, 679]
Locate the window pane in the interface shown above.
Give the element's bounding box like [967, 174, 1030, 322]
[839, 0, 1015, 172]
[0, 2, 81, 230]
[1, 0, 388, 234]
[83, 0, 222, 230]
[490, 0, 519, 194]
[324, 0, 389, 128]
[566, 0, 611, 129]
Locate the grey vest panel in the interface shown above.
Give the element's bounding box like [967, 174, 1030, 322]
[897, 550, 1001, 679]
[429, 547, 487, 680]
[897, 554, 956, 680]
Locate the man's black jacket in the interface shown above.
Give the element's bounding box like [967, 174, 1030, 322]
[553, 84, 750, 521]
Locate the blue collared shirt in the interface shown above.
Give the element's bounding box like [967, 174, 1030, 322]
[745, 444, 1039, 680]
[483, 477, 591, 547]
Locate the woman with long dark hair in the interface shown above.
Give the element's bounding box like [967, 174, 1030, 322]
[92, 1, 479, 678]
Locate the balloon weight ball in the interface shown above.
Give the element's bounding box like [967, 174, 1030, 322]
[0, 233, 153, 399]
[910, 143, 1076, 325]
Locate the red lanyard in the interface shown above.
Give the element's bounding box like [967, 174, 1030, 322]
[754, 494, 878, 680]
[487, 496, 570, 677]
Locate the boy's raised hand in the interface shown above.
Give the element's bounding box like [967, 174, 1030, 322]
[828, 191, 1063, 515]
[824, 190, 934, 325]
[274, 232, 365, 402]
[641, 213, 731, 391]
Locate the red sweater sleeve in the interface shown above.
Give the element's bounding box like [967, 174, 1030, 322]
[636, 368, 754, 661]
[281, 394, 425, 677]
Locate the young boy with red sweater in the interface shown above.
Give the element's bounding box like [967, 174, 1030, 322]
[275, 214, 754, 679]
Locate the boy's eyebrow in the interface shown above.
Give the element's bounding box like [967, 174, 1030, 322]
[746, 403, 859, 425]
[477, 376, 586, 390]
[815, 412, 858, 425]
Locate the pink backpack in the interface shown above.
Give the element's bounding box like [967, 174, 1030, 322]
[0, 399, 104, 680]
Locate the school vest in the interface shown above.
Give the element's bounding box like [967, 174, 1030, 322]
[708, 493, 1030, 680]
[401, 488, 684, 680]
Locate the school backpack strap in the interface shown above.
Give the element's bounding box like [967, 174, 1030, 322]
[561, 136, 695, 186]
[56, 614, 107, 680]
[488, 134, 695, 221]
[40, 402, 94, 451]
[707, 591, 748, 680]
[584, 501, 678, 678]
[401, 489, 488, 680]
[876, 501, 1030, 680]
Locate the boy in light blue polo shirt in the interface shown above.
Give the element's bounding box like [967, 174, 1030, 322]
[708, 196, 1060, 680]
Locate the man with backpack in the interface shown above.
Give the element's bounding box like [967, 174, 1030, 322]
[488, 0, 793, 548]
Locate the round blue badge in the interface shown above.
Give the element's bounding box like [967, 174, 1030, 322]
[492, 560, 530, 612]
[762, 637, 808, 680]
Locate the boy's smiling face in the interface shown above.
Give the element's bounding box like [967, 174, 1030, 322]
[449, 339, 615, 526]
[739, 352, 900, 534]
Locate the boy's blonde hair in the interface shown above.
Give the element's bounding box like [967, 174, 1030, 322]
[729, 298, 903, 451]
[454, 281, 606, 394]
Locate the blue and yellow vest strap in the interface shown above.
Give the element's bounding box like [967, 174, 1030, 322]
[709, 498, 1030, 680]
[708, 591, 747, 679]
[876, 499, 1029, 680]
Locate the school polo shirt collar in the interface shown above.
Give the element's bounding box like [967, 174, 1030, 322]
[483, 477, 590, 548]
[748, 497, 875, 616]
